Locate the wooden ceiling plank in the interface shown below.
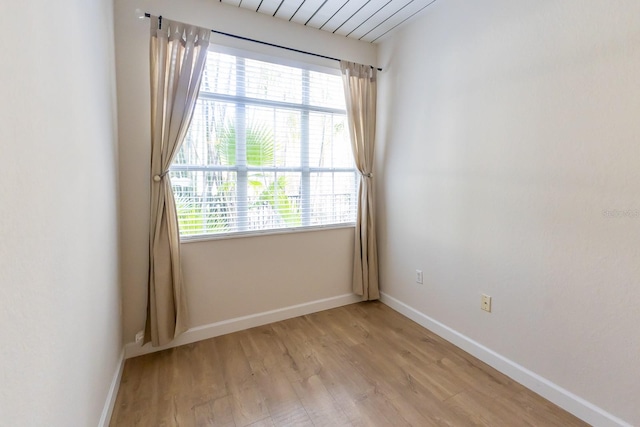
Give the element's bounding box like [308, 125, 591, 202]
[320, 0, 369, 33]
[361, 0, 435, 42]
[289, 0, 329, 25]
[239, 0, 263, 12]
[346, 0, 405, 39]
[273, 0, 306, 20]
[222, 0, 242, 7]
[258, 0, 284, 15]
[333, 0, 393, 36]
[305, 0, 348, 28]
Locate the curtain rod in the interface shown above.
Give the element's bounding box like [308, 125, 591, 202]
[144, 13, 382, 71]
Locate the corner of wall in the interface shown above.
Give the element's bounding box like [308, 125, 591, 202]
[98, 349, 126, 427]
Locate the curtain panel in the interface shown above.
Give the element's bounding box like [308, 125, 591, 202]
[146, 16, 210, 346]
[340, 61, 380, 301]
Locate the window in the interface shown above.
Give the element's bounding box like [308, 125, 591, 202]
[170, 49, 358, 238]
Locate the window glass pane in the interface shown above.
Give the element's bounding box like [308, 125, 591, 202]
[308, 112, 351, 168]
[309, 70, 345, 109]
[245, 59, 302, 104]
[330, 116, 352, 168]
[200, 52, 236, 96]
[274, 109, 302, 168]
[177, 100, 237, 167]
[310, 172, 358, 225]
[244, 106, 301, 168]
[171, 170, 238, 235]
[247, 171, 302, 230]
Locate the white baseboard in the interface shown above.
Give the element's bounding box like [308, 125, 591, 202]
[380, 292, 631, 427]
[124, 293, 362, 359]
[98, 348, 125, 427]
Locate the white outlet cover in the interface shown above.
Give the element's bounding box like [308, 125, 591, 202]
[481, 294, 492, 312]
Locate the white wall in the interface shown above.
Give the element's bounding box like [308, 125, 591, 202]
[376, 0, 639, 424]
[0, 1, 121, 426]
[115, 0, 377, 343]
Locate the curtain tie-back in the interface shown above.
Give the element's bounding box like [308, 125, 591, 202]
[361, 172, 373, 178]
[153, 171, 170, 182]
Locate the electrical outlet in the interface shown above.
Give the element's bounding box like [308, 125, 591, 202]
[481, 294, 492, 312]
[415, 269, 423, 284]
[135, 330, 144, 344]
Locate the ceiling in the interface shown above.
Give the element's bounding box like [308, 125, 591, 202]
[219, 0, 438, 43]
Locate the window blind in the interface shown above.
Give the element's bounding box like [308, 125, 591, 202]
[170, 50, 358, 238]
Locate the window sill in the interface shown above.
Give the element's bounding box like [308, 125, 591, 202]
[179, 223, 356, 243]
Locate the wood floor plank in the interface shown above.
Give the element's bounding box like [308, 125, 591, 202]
[345, 341, 473, 426]
[248, 360, 314, 426]
[245, 417, 275, 427]
[193, 395, 235, 427]
[228, 386, 268, 427]
[290, 374, 352, 426]
[444, 387, 539, 427]
[183, 339, 229, 405]
[349, 302, 469, 366]
[507, 388, 589, 426]
[237, 326, 289, 370]
[110, 302, 588, 427]
[306, 336, 394, 426]
[146, 349, 195, 427]
[214, 334, 269, 427]
[270, 323, 324, 382]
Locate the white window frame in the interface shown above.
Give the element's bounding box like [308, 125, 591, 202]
[171, 46, 358, 241]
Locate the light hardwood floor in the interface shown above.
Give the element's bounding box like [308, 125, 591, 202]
[110, 302, 588, 426]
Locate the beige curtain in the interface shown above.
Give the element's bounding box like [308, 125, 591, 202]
[340, 61, 379, 301]
[146, 16, 210, 347]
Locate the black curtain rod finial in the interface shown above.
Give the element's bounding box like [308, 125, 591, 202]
[144, 13, 162, 29]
